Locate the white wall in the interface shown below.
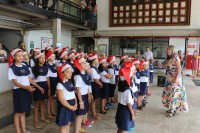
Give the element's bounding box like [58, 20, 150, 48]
[24, 29, 72, 53]
[95, 38, 109, 55]
[0, 63, 12, 93]
[169, 38, 186, 53]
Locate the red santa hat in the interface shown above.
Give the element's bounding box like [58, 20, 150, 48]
[70, 48, 76, 53]
[33, 48, 40, 52]
[45, 51, 55, 60]
[62, 47, 69, 51]
[54, 47, 61, 52]
[45, 46, 52, 51]
[22, 51, 28, 56]
[68, 52, 75, 59]
[120, 55, 127, 61]
[59, 50, 68, 59]
[99, 57, 107, 64]
[74, 57, 86, 71]
[107, 55, 115, 64]
[35, 53, 45, 59]
[8, 48, 23, 67]
[119, 67, 131, 86]
[75, 52, 80, 58]
[88, 54, 97, 60]
[124, 61, 133, 68]
[133, 59, 140, 64]
[139, 60, 149, 70]
[57, 63, 72, 82]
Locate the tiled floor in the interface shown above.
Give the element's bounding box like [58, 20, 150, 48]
[0, 75, 200, 133]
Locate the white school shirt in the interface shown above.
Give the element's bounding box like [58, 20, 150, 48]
[100, 70, 110, 83]
[91, 67, 100, 82]
[8, 64, 30, 89]
[56, 83, 75, 100]
[74, 72, 91, 95]
[47, 63, 57, 78]
[118, 89, 134, 106]
[131, 79, 138, 93]
[32, 68, 50, 82]
[108, 67, 116, 84]
[144, 51, 153, 61]
[30, 58, 35, 67]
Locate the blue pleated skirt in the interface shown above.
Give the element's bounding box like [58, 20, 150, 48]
[150, 72, 154, 84]
[115, 103, 135, 131]
[49, 77, 58, 96]
[91, 82, 102, 99]
[76, 94, 89, 115]
[33, 81, 48, 101]
[101, 82, 110, 99]
[56, 99, 76, 126]
[138, 82, 147, 96]
[13, 88, 31, 113]
[133, 91, 138, 110]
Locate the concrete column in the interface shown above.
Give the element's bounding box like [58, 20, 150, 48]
[52, 19, 61, 48]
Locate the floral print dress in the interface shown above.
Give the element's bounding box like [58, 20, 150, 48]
[162, 56, 188, 112]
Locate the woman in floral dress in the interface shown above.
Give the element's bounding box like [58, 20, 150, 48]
[158, 45, 188, 117]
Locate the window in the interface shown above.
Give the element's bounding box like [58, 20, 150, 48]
[153, 38, 169, 59]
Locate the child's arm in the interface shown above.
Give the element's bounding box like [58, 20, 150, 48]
[57, 90, 77, 111]
[127, 103, 135, 121]
[76, 87, 84, 109]
[12, 79, 35, 92]
[47, 77, 51, 96]
[94, 79, 103, 88]
[29, 77, 44, 94]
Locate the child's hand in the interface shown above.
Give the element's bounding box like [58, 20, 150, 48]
[80, 103, 84, 110]
[26, 86, 35, 92]
[99, 83, 103, 89]
[70, 105, 77, 111]
[132, 115, 136, 121]
[39, 87, 45, 94]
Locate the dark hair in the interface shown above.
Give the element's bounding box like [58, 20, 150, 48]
[32, 58, 46, 79]
[54, 51, 60, 60]
[120, 59, 125, 65]
[98, 63, 105, 72]
[29, 49, 33, 54]
[146, 47, 149, 49]
[88, 58, 96, 65]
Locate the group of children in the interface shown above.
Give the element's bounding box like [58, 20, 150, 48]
[8, 46, 154, 133]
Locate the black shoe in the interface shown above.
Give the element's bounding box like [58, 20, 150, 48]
[100, 111, 107, 114]
[137, 107, 143, 110]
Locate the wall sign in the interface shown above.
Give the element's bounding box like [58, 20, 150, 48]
[110, 0, 191, 27]
[41, 37, 53, 50]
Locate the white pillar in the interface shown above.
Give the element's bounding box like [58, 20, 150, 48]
[52, 19, 61, 48]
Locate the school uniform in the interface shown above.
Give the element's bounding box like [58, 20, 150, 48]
[114, 65, 119, 85]
[58, 59, 67, 67]
[138, 70, 149, 96]
[47, 63, 58, 96]
[130, 78, 138, 110]
[99, 68, 110, 99]
[134, 70, 140, 97]
[30, 57, 36, 67]
[149, 64, 154, 84]
[32, 65, 50, 101]
[67, 61, 75, 73]
[108, 65, 116, 97]
[91, 66, 102, 99]
[115, 84, 135, 131]
[8, 64, 32, 113]
[56, 81, 76, 126]
[74, 71, 91, 115]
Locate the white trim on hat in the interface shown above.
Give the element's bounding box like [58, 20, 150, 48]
[46, 46, 52, 51]
[78, 58, 86, 63]
[11, 49, 22, 57]
[61, 64, 71, 72]
[108, 58, 115, 64]
[35, 53, 45, 59]
[120, 56, 126, 61]
[134, 60, 140, 64]
[143, 61, 149, 65]
[55, 47, 61, 52]
[60, 51, 68, 58]
[120, 76, 125, 81]
[88, 55, 97, 60]
[46, 54, 55, 60]
[75, 53, 80, 58]
[22, 51, 28, 56]
[68, 53, 75, 59]
[33, 48, 40, 52]
[99, 58, 106, 64]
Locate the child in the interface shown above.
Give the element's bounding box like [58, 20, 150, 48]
[67, 52, 76, 72]
[74, 58, 92, 133]
[46, 51, 58, 118]
[56, 64, 77, 133]
[119, 55, 127, 69]
[54, 46, 61, 65]
[149, 58, 154, 84]
[22, 51, 30, 67]
[8, 48, 43, 133]
[138, 61, 149, 110]
[30, 48, 40, 67]
[107, 55, 116, 108]
[98, 57, 112, 114]
[115, 66, 135, 133]
[58, 49, 68, 66]
[32, 53, 51, 128]
[88, 54, 103, 120]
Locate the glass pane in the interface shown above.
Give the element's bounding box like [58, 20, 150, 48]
[137, 42, 152, 55]
[153, 42, 168, 58]
[110, 38, 122, 56]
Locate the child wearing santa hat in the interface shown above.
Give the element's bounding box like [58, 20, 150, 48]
[107, 55, 117, 108]
[115, 66, 135, 133]
[46, 51, 57, 118]
[67, 52, 76, 72]
[30, 48, 41, 67]
[8, 48, 42, 133]
[54, 47, 61, 65]
[58, 50, 68, 66]
[56, 64, 77, 133]
[88, 54, 103, 120]
[74, 58, 92, 132]
[98, 57, 113, 114]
